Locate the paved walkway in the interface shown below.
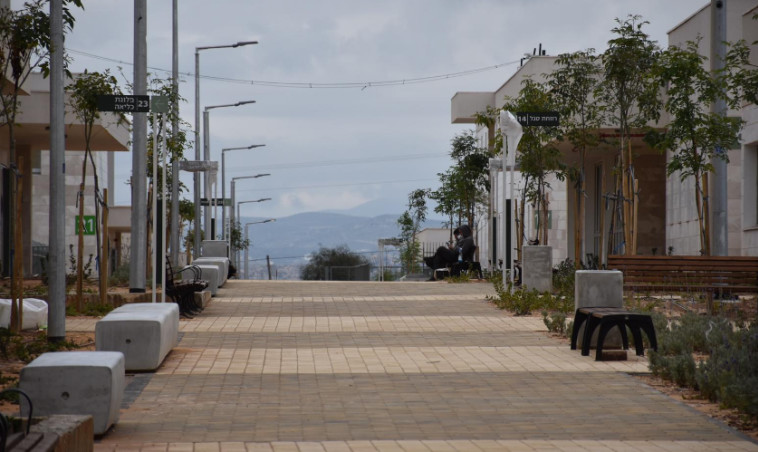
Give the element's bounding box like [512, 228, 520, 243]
[78, 281, 757, 451]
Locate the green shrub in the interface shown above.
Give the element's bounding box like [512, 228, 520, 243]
[649, 312, 758, 417]
[489, 272, 552, 315]
[552, 259, 575, 313]
[0, 330, 81, 363]
[108, 262, 130, 287]
[447, 273, 471, 284]
[542, 310, 572, 338]
[66, 301, 114, 317]
[695, 324, 758, 416]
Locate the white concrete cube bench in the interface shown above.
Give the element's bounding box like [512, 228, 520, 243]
[193, 257, 229, 285]
[95, 303, 179, 371]
[20, 351, 125, 436]
[200, 240, 229, 258]
[574, 270, 624, 349]
[192, 264, 220, 296]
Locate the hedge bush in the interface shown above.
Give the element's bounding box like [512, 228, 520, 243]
[649, 312, 758, 417]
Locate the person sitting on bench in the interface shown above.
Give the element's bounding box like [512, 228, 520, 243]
[451, 224, 476, 276]
[424, 225, 476, 279]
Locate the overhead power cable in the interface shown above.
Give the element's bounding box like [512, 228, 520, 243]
[235, 152, 445, 172]
[235, 177, 438, 193]
[67, 48, 519, 89]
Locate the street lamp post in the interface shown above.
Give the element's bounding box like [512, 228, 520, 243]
[221, 144, 265, 241]
[194, 40, 257, 258]
[244, 219, 275, 279]
[233, 196, 271, 269]
[203, 100, 256, 240]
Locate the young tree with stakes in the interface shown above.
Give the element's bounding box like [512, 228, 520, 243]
[500, 78, 565, 247]
[547, 49, 603, 267]
[397, 188, 429, 275]
[66, 69, 125, 310]
[645, 39, 746, 255]
[597, 15, 661, 256]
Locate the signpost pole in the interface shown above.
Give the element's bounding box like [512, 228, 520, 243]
[162, 114, 167, 303]
[151, 112, 157, 303]
[131, 0, 148, 294]
[49, 0, 66, 341]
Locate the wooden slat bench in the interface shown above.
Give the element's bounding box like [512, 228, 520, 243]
[607, 255, 758, 296]
[570, 307, 658, 361]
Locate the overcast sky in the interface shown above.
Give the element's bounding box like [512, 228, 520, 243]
[48, 0, 706, 219]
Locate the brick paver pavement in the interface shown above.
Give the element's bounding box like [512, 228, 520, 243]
[86, 281, 758, 451]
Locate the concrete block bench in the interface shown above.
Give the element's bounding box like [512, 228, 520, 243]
[193, 257, 229, 285]
[95, 303, 179, 371]
[20, 351, 125, 435]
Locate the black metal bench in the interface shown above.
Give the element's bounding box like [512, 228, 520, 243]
[166, 259, 208, 318]
[570, 307, 658, 361]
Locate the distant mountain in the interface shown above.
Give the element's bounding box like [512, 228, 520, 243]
[323, 196, 440, 219]
[239, 211, 446, 279]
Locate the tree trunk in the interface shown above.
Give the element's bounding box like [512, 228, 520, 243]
[77, 182, 85, 311]
[574, 180, 582, 268]
[11, 176, 23, 332]
[147, 184, 153, 277]
[101, 188, 109, 306]
[575, 151, 586, 268]
[87, 149, 103, 292]
[702, 172, 711, 256]
[621, 138, 632, 256]
[628, 141, 637, 255]
[8, 124, 19, 333]
[599, 168, 607, 267]
[631, 178, 639, 255]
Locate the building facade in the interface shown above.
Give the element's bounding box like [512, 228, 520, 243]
[451, 1, 758, 273]
[0, 71, 129, 277]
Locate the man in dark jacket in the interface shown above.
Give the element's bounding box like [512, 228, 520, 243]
[457, 224, 476, 262]
[424, 228, 461, 271]
[423, 224, 476, 279]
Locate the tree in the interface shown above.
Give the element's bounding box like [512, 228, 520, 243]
[301, 245, 368, 280]
[66, 70, 124, 309]
[179, 199, 195, 263]
[547, 49, 603, 266]
[429, 168, 458, 233]
[448, 130, 490, 227]
[142, 76, 190, 266]
[730, 14, 758, 105]
[597, 15, 661, 255]
[229, 221, 249, 255]
[397, 188, 429, 274]
[501, 78, 565, 246]
[0, 0, 81, 332]
[645, 39, 745, 255]
[146, 76, 190, 187]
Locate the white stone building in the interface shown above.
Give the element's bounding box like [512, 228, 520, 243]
[0, 71, 129, 276]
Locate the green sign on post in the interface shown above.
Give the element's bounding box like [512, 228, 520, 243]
[75, 215, 97, 235]
[151, 95, 169, 113]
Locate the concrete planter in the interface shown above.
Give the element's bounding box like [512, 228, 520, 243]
[574, 270, 624, 349]
[522, 245, 552, 293]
